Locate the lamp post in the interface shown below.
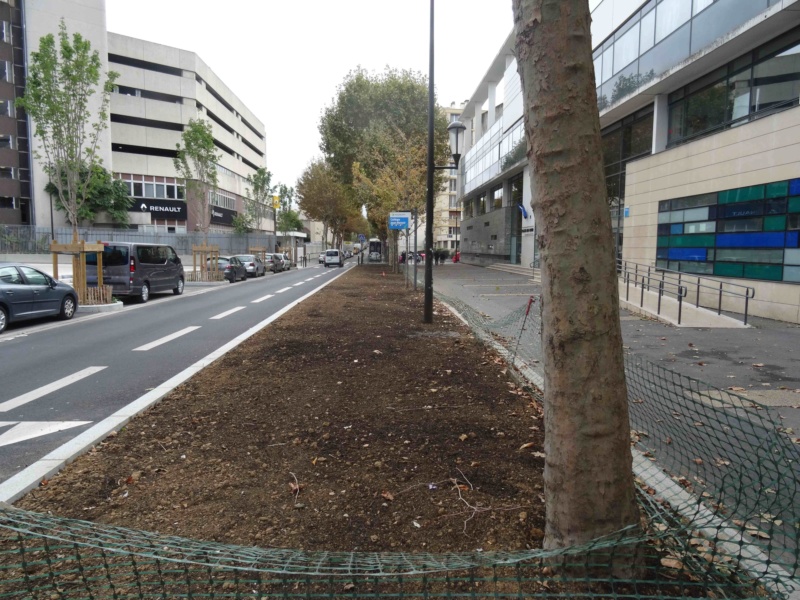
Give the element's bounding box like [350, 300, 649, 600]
[424, 2, 467, 324]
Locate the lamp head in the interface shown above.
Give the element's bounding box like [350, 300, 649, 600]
[446, 120, 467, 168]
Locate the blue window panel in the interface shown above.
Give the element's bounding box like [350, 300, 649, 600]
[715, 232, 786, 248]
[787, 231, 799, 247]
[785, 266, 800, 283]
[670, 224, 684, 234]
[790, 179, 800, 196]
[668, 248, 706, 261]
[707, 205, 717, 220]
[656, 248, 669, 260]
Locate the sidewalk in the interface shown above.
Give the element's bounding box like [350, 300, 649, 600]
[433, 263, 800, 431]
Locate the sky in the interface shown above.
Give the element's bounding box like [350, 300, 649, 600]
[105, 0, 514, 190]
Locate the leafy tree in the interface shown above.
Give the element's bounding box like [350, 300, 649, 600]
[512, 0, 640, 568]
[235, 167, 276, 233]
[16, 20, 118, 240]
[45, 165, 133, 225]
[297, 159, 358, 250]
[174, 119, 219, 244]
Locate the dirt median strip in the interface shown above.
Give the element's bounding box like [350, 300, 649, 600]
[15, 265, 547, 554]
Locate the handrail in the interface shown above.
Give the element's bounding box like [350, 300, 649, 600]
[617, 259, 756, 325]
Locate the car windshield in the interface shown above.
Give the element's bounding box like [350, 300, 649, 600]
[237, 255, 255, 262]
[326, 250, 338, 256]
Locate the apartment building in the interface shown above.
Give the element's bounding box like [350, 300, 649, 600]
[0, 0, 270, 235]
[458, 0, 800, 322]
[433, 104, 464, 252]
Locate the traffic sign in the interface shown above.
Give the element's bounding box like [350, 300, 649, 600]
[389, 212, 411, 230]
[358, 234, 366, 243]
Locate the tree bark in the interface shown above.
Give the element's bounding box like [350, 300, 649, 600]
[512, 0, 640, 552]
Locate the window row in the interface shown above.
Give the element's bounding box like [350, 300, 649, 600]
[668, 27, 800, 145]
[209, 190, 235, 210]
[594, 0, 775, 111]
[117, 177, 186, 200]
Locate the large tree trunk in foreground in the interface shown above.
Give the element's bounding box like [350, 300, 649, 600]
[512, 0, 640, 552]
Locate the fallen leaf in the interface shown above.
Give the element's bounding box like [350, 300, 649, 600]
[660, 557, 683, 570]
[519, 442, 536, 450]
[343, 583, 355, 591]
[412, 520, 421, 528]
[728, 386, 747, 392]
[665, 437, 673, 445]
[373, 350, 382, 355]
[381, 491, 394, 501]
[532, 451, 546, 458]
[693, 458, 703, 465]
[459, 434, 468, 442]
[752, 363, 765, 368]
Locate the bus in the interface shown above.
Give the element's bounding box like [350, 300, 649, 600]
[368, 238, 382, 262]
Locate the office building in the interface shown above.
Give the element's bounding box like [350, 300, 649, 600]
[458, 0, 800, 322]
[0, 0, 270, 235]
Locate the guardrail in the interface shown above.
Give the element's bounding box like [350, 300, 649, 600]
[617, 259, 755, 325]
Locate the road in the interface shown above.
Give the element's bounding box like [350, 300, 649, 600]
[0, 261, 355, 490]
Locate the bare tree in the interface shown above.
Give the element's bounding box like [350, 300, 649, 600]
[512, 0, 640, 555]
[174, 118, 219, 245]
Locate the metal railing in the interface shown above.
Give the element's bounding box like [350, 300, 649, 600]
[617, 259, 756, 325]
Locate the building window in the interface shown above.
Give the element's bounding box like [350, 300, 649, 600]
[0, 100, 12, 118]
[117, 174, 185, 201]
[0, 167, 13, 179]
[492, 185, 503, 210]
[657, 178, 800, 283]
[449, 195, 458, 209]
[0, 135, 11, 149]
[0, 61, 11, 83]
[477, 192, 487, 215]
[0, 196, 14, 209]
[668, 30, 800, 146]
[0, 21, 10, 44]
[209, 190, 235, 210]
[449, 179, 457, 192]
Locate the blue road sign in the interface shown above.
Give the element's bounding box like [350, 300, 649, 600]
[389, 212, 411, 230]
[358, 234, 366, 243]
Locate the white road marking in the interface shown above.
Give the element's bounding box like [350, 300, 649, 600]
[305, 278, 314, 282]
[210, 307, 246, 320]
[133, 326, 201, 352]
[0, 367, 107, 413]
[252, 294, 275, 304]
[292, 282, 304, 287]
[0, 421, 91, 448]
[276, 287, 292, 294]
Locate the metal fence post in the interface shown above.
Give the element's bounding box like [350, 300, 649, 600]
[718, 282, 723, 315]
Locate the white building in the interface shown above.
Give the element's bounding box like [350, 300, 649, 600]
[0, 0, 270, 236]
[459, 0, 800, 322]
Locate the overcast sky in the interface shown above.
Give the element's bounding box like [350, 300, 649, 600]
[105, 1, 513, 190]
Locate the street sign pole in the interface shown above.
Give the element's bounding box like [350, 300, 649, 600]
[405, 227, 410, 289]
[413, 208, 418, 291]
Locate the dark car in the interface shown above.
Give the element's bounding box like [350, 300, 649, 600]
[0, 263, 79, 333]
[267, 253, 286, 273]
[232, 254, 266, 277]
[208, 256, 247, 283]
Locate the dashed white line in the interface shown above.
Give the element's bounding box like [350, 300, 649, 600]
[292, 282, 305, 287]
[0, 367, 108, 413]
[304, 278, 314, 282]
[133, 326, 201, 352]
[276, 287, 292, 294]
[0, 421, 92, 448]
[252, 294, 275, 304]
[210, 307, 246, 320]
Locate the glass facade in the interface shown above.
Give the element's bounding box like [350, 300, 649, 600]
[594, 0, 774, 111]
[462, 119, 524, 195]
[657, 178, 800, 282]
[668, 27, 800, 146]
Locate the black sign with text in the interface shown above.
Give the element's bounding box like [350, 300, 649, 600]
[210, 205, 237, 226]
[133, 199, 188, 220]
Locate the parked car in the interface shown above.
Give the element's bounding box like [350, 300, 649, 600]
[318, 252, 325, 264]
[232, 254, 266, 277]
[281, 253, 292, 271]
[0, 263, 79, 333]
[269, 253, 286, 273]
[263, 253, 278, 272]
[324, 249, 344, 268]
[86, 242, 184, 303]
[368, 251, 381, 262]
[208, 256, 247, 283]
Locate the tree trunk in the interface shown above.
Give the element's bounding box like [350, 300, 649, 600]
[512, 0, 640, 553]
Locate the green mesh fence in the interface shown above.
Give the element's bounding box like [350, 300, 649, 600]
[1, 280, 798, 598]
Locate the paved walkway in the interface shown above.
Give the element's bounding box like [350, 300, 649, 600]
[432, 262, 800, 432]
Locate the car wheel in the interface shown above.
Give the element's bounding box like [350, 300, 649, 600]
[0, 305, 7, 333]
[173, 278, 184, 295]
[59, 295, 77, 320]
[140, 283, 150, 303]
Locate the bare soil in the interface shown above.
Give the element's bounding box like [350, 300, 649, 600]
[17, 265, 548, 553]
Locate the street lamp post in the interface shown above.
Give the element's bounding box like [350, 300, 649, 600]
[424, 2, 467, 323]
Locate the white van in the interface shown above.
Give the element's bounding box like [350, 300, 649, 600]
[324, 249, 343, 268]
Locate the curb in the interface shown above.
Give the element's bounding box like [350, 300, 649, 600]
[77, 301, 124, 315]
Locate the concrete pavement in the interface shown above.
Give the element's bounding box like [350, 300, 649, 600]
[431, 262, 800, 432]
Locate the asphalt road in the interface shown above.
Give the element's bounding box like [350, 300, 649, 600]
[0, 261, 355, 484]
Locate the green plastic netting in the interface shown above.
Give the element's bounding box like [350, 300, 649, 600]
[0, 277, 798, 598]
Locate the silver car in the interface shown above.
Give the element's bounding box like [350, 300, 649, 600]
[0, 263, 79, 334]
[232, 254, 266, 277]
